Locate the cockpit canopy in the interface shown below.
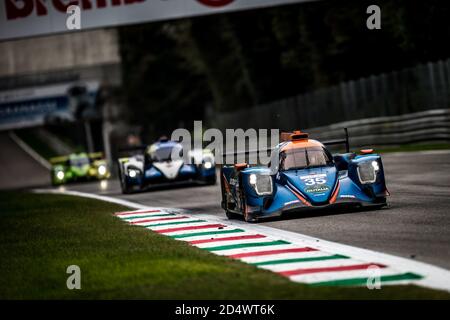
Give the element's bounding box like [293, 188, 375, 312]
[69, 154, 90, 167]
[147, 142, 183, 162]
[280, 146, 333, 171]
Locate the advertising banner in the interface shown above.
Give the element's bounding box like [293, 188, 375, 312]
[0, 81, 100, 130]
[0, 0, 309, 41]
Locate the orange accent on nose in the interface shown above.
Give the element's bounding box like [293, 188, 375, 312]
[234, 163, 248, 170]
[360, 149, 374, 154]
[222, 174, 231, 193]
[329, 181, 340, 204]
[290, 188, 312, 207]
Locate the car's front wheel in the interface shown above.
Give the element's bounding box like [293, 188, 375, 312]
[118, 164, 133, 194]
[240, 190, 258, 223]
[225, 210, 239, 220]
[120, 180, 133, 194]
[373, 197, 388, 209]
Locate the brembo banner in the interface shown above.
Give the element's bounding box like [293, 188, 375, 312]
[0, 0, 307, 41]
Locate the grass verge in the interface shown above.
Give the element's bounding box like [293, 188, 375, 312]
[0, 192, 449, 299]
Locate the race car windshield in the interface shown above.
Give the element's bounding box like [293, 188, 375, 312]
[69, 157, 90, 167]
[280, 147, 333, 171]
[151, 145, 183, 162]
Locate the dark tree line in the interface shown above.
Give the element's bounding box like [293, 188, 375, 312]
[119, 0, 450, 139]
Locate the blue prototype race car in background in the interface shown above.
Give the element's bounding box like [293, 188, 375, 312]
[118, 137, 216, 193]
[220, 130, 389, 222]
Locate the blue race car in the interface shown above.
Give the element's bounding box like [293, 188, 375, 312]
[220, 130, 389, 222]
[118, 137, 216, 193]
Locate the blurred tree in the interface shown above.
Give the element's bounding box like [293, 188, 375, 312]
[119, 0, 450, 139]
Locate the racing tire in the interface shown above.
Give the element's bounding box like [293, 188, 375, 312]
[51, 181, 63, 187]
[243, 211, 258, 223]
[373, 197, 388, 210]
[206, 175, 217, 185]
[50, 172, 64, 187]
[121, 182, 133, 194]
[225, 210, 239, 220]
[118, 164, 133, 194]
[201, 172, 217, 185]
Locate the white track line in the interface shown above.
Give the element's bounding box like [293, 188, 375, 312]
[195, 213, 450, 291]
[210, 243, 301, 257]
[258, 258, 365, 272]
[193, 237, 277, 249]
[289, 268, 405, 284]
[176, 231, 263, 242]
[32, 188, 450, 292]
[148, 221, 223, 231]
[240, 250, 335, 264]
[9, 131, 51, 170]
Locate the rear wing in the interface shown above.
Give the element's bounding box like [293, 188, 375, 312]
[321, 128, 350, 153]
[220, 128, 350, 165]
[88, 152, 105, 160]
[49, 155, 68, 165]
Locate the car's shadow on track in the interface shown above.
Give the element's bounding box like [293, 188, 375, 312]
[249, 205, 389, 224]
[130, 181, 217, 193]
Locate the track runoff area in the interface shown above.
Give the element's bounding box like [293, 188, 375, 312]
[35, 189, 450, 292]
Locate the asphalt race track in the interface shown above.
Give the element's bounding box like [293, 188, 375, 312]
[57, 150, 450, 270]
[2, 133, 449, 270]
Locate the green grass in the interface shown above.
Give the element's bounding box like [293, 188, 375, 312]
[0, 192, 449, 299]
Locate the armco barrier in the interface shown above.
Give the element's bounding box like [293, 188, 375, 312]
[220, 109, 450, 158]
[306, 108, 450, 148]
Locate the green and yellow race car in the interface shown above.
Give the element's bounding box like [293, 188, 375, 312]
[50, 152, 110, 186]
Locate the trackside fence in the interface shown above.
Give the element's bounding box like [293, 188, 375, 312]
[210, 58, 450, 148]
[307, 108, 450, 148]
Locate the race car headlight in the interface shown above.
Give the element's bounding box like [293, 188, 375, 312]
[371, 160, 379, 171]
[204, 161, 213, 169]
[357, 160, 379, 184]
[249, 174, 272, 195]
[98, 165, 107, 176]
[56, 171, 65, 180]
[128, 169, 138, 178]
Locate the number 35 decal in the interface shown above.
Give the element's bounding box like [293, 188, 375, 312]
[304, 177, 327, 185]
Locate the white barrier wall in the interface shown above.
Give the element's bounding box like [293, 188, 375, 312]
[0, 29, 120, 77]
